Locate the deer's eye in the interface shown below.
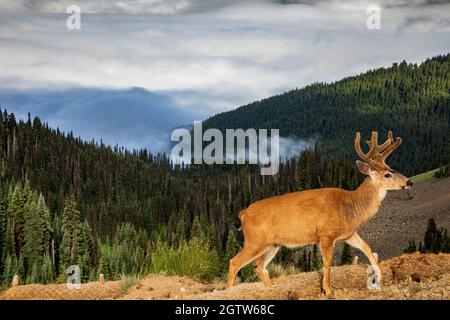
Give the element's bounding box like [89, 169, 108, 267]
[384, 173, 392, 178]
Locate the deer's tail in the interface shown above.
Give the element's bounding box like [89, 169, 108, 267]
[237, 209, 246, 231]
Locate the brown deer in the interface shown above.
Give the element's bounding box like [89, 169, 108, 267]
[227, 131, 412, 295]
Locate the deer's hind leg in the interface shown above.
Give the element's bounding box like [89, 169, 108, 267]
[319, 238, 335, 296]
[253, 245, 280, 287]
[227, 245, 269, 288]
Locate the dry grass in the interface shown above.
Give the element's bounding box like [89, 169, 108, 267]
[1, 252, 449, 300]
[187, 252, 450, 300]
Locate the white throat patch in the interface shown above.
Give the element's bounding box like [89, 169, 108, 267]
[379, 189, 387, 201]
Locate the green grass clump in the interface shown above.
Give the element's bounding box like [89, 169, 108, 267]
[119, 274, 140, 294]
[150, 238, 220, 281]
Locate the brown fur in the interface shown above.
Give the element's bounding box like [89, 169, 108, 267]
[227, 131, 412, 295]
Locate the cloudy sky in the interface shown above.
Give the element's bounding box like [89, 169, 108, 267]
[0, 0, 449, 153]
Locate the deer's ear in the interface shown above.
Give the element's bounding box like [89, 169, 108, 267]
[356, 160, 371, 176]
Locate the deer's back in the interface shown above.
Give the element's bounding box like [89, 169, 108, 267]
[240, 188, 355, 246]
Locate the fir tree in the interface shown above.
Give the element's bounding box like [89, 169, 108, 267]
[311, 245, 323, 270]
[79, 219, 94, 281]
[223, 228, 240, 272]
[60, 194, 83, 273]
[7, 184, 26, 257]
[2, 255, 24, 286]
[27, 263, 40, 284]
[0, 196, 7, 269]
[191, 215, 206, 241]
[23, 192, 46, 271]
[404, 240, 417, 254]
[37, 194, 53, 257]
[423, 218, 437, 252]
[40, 255, 54, 284]
[340, 243, 353, 265]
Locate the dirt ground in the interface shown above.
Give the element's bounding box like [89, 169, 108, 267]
[1, 253, 449, 300]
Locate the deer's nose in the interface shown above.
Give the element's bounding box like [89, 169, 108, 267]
[407, 179, 413, 187]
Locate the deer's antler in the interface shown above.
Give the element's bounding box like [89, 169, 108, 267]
[355, 131, 402, 170]
[366, 131, 393, 152]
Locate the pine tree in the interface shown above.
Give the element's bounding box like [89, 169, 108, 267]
[2, 255, 24, 286]
[27, 263, 40, 284]
[79, 219, 94, 281]
[404, 240, 417, 253]
[175, 217, 186, 245]
[191, 215, 205, 241]
[223, 228, 240, 272]
[23, 192, 46, 271]
[7, 184, 27, 258]
[0, 196, 7, 269]
[37, 194, 53, 257]
[2, 255, 13, 286]
[340, 243, 353, 265]
[311, 244, 323, 270]
[40, 255, 54, 284]
[299, 249, 308, 272]
[60, 194, 83, 273]
[423, 218, 437, 252]
[442, 232, 450, 253]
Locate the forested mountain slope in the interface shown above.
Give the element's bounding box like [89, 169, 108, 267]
[0, 110, 362, 284]
[204, 54, 450, 176]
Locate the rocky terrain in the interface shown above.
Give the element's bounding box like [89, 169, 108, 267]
[355, 175, 450, 261]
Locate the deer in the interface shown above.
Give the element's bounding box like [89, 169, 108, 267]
[227, 131, 413, 295]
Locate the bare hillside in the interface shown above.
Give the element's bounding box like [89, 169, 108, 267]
[354, 176, 450, 260]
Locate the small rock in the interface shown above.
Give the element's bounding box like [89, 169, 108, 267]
[287, 291, 299, 300]
[393, 271, 408, 282]
[408, 283, 421, 295]
[411, 273, 421, 283]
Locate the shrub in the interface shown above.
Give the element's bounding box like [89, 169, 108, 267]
[268, 263, 299, 278]
[119, 274, 140, 294]
[433, 164, 450, 179]
[340, 243, 353, 265]
[150, 238, 220, 281]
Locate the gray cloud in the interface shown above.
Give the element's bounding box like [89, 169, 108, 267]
[1, 1, 448, 108]
[0, 88, 205, 153]
[3, 0, 450, 14]
[0, 0, 448, 150]
[0, 0, 246, 14]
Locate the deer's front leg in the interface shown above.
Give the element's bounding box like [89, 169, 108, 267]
[345, 232, 382, 289]
[319, 238, 335, 296]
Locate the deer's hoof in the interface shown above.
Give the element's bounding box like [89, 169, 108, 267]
[322, 287, 334, 296]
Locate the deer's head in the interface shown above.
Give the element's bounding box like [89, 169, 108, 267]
[354, 131, 412, 190]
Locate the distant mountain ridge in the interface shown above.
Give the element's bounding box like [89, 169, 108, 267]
[204, 54, 450, 176]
